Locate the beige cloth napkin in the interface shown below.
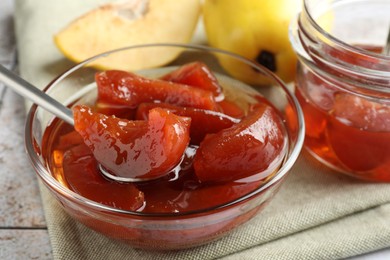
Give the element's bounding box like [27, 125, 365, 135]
[14, 0, 390, 259]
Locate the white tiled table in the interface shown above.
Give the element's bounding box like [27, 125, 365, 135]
[0, 0, 389, 259]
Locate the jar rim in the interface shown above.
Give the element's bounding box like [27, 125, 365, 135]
[302, 0, 390, 61]
[289, 0, 390, 97]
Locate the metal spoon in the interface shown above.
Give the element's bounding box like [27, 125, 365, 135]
[0, 64, 74, 125]
[0, 64, 161, 183]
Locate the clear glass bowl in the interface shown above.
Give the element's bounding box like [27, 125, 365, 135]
[25, 44, 304, 250]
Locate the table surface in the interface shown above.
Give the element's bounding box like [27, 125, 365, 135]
[0, 0, 389, 259]
[0, 0, 52, 259]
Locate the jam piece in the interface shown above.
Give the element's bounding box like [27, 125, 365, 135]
[73, 105, 191, 180]
[331, 93, 390, 132]
[217, 99, 245, 118]
[136, 102, 240, 145]
[96, 70, 218, 111]
[193, 103, 286, 182]
[327, 93, 390, 172]
[161, 62, 224, 101]
[94, 102, 137, 120]
[63, 144, 145, 211]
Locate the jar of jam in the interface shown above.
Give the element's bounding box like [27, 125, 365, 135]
[289, 0, 390, 181]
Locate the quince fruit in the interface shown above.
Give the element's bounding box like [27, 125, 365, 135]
[54, 0, 201, 70]
[203, 0, 300, 85]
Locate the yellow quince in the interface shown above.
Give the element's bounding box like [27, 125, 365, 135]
[203, 0, 300, 85]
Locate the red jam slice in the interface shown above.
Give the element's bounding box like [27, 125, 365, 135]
[161, 61, 224, 101]
[331, 93, 390, 132]
[327, 93, 390, 172]
[216, 99, 245, 118]
[193, 103, 286, 182]
[136, 102, 240, 145]
[96, 70, 218, 111]
[73, 105, 191, 180]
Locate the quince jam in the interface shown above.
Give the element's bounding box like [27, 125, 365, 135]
[42, 62, 288, 212]
[295, 46, 390, 181]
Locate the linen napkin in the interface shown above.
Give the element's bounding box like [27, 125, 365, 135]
[14, 1, 390, 259]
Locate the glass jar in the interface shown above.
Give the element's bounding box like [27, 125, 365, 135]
[289, 0, 390, 181]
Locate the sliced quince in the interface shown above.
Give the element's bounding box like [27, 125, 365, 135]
[54, 0, 201, 70]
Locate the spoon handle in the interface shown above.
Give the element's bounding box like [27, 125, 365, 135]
[0, 65, 74, 125]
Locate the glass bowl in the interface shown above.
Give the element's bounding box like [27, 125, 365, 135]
[25, 43, 304, 250]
